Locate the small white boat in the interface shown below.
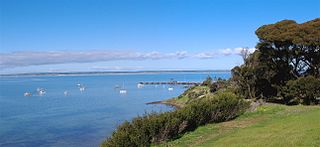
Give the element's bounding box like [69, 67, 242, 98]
[168, 87, 174, 91]
[79, 87, 85, 92]
[119, 82, 127, 94]
[137, 83, 144, 88]
[36, 88, 46, 96]
[119, 89, 127, 94]
[24, 92, 32, 96]
[64, 91, 69, 96]
[77, 83, 86, 92]
[38, 90, 46, 95]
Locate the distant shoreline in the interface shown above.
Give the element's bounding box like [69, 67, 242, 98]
[0, 70, 230, 77]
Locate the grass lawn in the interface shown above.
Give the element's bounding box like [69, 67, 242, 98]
[156, 104, 320, 147]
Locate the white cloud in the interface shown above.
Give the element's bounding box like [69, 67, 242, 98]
[0, 48, 255, 68]
[0, 50, 189, 68]
[194, 52, 217, 59]
[194, 47, 256, 59]
[221, 48, 233, 55]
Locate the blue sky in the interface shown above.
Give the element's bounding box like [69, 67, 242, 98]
[0, 0, 319, 74]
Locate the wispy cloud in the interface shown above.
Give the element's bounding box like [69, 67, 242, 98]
[194, 47, 255, 59]
[0, 48, 255, 68]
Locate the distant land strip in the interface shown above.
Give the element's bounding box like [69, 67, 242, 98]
[0, 70, 230, 77]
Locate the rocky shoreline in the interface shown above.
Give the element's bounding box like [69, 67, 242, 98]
[146, 101, 182, 109]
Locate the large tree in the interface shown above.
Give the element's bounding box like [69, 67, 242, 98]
[255, 18, 320, 78]
[232, 18, 320, 101]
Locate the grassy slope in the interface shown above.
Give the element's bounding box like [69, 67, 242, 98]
[163, 86, 210, 108]
[156, 104, 320, 147]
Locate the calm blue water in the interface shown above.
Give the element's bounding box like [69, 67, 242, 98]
[0, 72, 230, 147]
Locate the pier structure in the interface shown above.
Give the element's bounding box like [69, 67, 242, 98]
[138, 81, 201, 86]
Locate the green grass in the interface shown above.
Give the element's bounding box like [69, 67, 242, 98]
[156, 104, 320, 147]
[163, 86, 210, 108]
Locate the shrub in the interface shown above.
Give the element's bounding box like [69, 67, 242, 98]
[201, 76, 213, 86]
[101, 92, 249, 147]
[283, 76, 320, 105]
[209, 83, 218, 93]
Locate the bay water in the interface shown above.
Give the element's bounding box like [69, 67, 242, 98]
[0, 72, 230, 147]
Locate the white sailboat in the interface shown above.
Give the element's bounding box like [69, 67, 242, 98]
[64, 91, 69, 96]
[137, 83, 144, 88]
[119, 89, 127, 94]
[36, 88, 46, 96]
[24, 92, 32, 96]
[119, 82, 127, 94]
[79, 86, 85, 92]
[77, 83, 85, 92]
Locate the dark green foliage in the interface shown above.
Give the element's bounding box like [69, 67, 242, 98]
[255, 18, 320, 79]
[209, 83, 217, 93]
[101, 92, 249, 147]
[214, 78, 230, 92]
[283, 76, 320, 105]
[232, 51, 278, 99]
[201, 76, 227, 93]
[201, 76, 213, 86]
[232, 18, 320, 104]
[102, 121, 133, 147]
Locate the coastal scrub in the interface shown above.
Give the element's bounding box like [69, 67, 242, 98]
[101, 92, 249, 147]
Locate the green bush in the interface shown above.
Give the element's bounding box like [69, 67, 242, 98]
[201, 76, 213, 86]
[283, 76, 320, 105]
[101, 92, 249, 147]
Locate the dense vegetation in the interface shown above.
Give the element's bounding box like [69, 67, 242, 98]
[232, 18, 320, 104]
[163, 77, 230, 108]
[102, 92, 249, 147]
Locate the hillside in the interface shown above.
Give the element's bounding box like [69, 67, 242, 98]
[156, 104, 320, 146]
[162, 86, 210, 108]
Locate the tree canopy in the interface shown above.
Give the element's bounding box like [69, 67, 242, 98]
[256, 18, 320, 77]
[232, 18, 320, 104]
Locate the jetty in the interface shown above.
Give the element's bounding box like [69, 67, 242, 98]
[138, 81, 201, 86]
